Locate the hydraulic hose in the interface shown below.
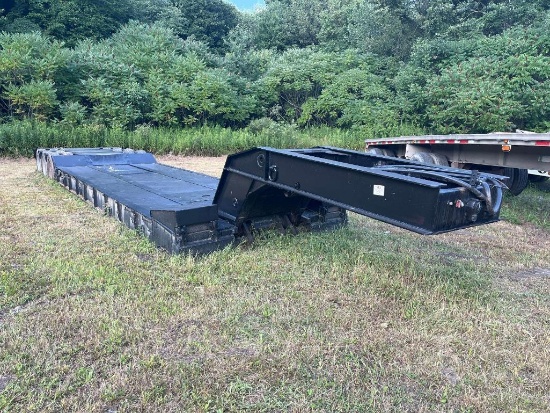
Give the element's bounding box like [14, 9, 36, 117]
[480, 178, 504, 216]
[374, 166, 505, 216]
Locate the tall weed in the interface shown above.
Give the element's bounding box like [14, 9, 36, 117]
[0, 120, 417, 157]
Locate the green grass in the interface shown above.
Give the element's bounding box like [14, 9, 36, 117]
[0, 120, 367, 157]
[501, 182, 550, 231]
[0, 158, 549, 412]
[0, 119, 426, 157]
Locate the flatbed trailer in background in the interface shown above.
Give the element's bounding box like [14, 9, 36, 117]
[37, 146, 507, 254]
[365, 132, 550, 195]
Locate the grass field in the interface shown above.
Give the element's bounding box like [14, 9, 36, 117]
[1, 157, 549, 412]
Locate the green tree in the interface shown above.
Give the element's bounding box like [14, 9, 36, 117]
[1, 0, 137, 46]
[298, 67, 398, 128]
[74, 22, 258, 128]
[259, 48, 337, 121]
[317, 0, 357, 51]
[166, 0, 239, 52]
[347, 2, 416, 60]
[258, 48, 397, 125]
[5, 80, 58, 120]
[423, 54, 550, 133]
[0, 32, 71, 120]
[395, 16, 550, 132]
[230, 0, 329, 52]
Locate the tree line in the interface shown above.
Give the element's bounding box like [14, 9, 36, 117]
[1, 0, 549, 135]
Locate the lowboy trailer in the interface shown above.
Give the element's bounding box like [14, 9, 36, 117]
[37, 146, 507, 254]
[365, 132, 550, 195]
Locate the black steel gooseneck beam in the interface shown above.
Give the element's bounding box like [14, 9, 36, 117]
[214, 147, 505, 236]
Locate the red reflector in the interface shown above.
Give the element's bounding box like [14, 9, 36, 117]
[535, 141, 550, 146]
[459, 140, 468, 144]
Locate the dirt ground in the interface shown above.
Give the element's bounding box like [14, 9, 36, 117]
[157, 154, 226, 178]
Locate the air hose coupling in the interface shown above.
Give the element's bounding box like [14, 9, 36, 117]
[464, 199, 482, 222]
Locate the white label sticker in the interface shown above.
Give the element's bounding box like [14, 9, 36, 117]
[373, 185, 385, 196]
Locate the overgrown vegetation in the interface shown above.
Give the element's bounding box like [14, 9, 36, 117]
[0, 119, 416, 157]
[1, 1, 549, 156]
[1, 158, 548, 411]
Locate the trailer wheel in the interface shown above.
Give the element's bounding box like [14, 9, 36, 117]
[410, 152, 434, 164]
[503, 168, 529, 195]
[366, 148, 396, 157]
[428, 153, 449, 166]
[366, 147, 383, 155]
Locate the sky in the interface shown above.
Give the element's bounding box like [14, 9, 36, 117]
[228, 0, 265, 11]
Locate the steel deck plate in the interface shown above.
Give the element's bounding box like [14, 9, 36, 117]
[58, 163, 218, 224]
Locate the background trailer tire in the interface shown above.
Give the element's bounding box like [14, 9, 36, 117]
[428, 152, 449, 166]
[409, 152, 434, 164]
[503, 168, 529, 195]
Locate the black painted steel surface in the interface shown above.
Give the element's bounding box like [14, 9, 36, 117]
[215, 147, 506, 235]
[36, 148, 234, 253]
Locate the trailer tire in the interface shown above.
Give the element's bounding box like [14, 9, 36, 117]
[366, 147, 384, 156]
[410, 152, 434, 164]
[503, 168, 529, 195]
[366, 148, 396, 157]
[429, 153, 449, 166]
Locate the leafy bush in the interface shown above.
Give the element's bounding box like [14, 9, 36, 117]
[396, 20, 550, 132]
[0, 32, 70, 120]
[298, 68, 397, 128]
[424, 55, 550, 133]
[73, 22, 259, 128]
[258, 48, 397, 125]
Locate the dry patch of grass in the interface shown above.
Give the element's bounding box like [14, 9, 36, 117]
[1, 157, 549, 412]
[157, 154, 227, 178]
